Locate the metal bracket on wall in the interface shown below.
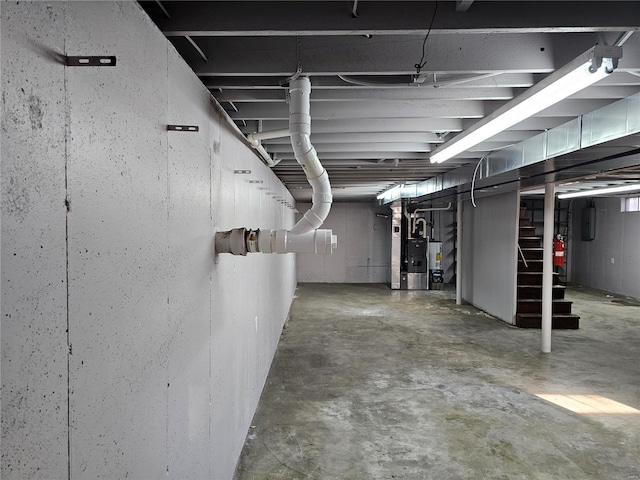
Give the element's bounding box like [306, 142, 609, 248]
[234, 170, 251, 174]
[167, 125, 199, 132]
[66, 56, 116, 66]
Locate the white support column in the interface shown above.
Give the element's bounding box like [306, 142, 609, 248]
[542, 182, 555, 353]
[456, 194, 463, 305]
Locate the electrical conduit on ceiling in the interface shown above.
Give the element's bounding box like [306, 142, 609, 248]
[215, 77, 337, 255]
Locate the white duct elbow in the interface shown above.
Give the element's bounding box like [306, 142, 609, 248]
[290, 170, 332, 235]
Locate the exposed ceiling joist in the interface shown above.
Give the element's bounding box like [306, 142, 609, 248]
[139, 1, 640, 202]
[456, 0, 475, 13]
[205, 73, 537, 90]
[155, 2, 640, 36]
[215, 87, 516, 103]
[174, 33, 640, 76]
[226, 100, 485, 121]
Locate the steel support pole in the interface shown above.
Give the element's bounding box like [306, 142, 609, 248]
[542, 182, 555, 353]
[456, 194, 463, 305]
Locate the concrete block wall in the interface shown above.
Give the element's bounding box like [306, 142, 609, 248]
[297, 202, 391, 283]
[1, 2, 296, 479]
[570, 197, 640, 300]
[461, 192, 519, 324]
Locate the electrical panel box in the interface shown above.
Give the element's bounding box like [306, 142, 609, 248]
[581, 206, 596, 241]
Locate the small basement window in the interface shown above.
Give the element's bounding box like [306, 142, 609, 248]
[621, 196, 640, 212]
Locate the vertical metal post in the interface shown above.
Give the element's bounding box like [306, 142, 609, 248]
[456, 194, 463, 305]
[390, 201, 403, 290]
[542, 182, 555, 353]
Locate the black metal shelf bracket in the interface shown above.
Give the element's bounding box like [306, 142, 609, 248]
[66, 56, 116, 67]
[167, 125, 199, 132]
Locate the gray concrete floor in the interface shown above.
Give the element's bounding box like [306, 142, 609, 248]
[234, 283, 640, 480]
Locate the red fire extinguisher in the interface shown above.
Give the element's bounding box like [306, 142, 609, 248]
[553, 234, 565, 267]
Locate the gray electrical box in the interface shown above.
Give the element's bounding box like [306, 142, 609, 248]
[581, 206, 596, 241]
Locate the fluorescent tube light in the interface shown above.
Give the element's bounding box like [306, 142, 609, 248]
[377, 184, 404, 200]
[558, 183, 640, 199]
[430, 45, 622, 164]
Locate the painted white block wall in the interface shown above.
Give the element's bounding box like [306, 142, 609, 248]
[1, 2, 296, 479]
[461, 192, 519, 324]
[570, 197, 640, 300]
[297, 202, 390, 283]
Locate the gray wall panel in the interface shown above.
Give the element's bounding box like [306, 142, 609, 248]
[65, 3, 170, 477]
[1, 3, 69, 478]
[2, 2, 296, 479]
[461, 193, 519, 324]
[297, 202, 391, 283]
[166, 45, 213, 478]
[571, 198, 640, 300]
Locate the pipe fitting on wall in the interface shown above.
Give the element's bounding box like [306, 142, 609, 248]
[215, 228, 337, 255]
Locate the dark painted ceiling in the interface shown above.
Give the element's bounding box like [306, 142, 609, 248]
[139, 1, 640, 202]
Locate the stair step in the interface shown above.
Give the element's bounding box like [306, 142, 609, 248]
[519, 237, 542, 248]
[518, 271, 560, 285]
[520, 248, 543, 260]
[515, 313, 580, 329]
[519, 218, 532, 227]
[518, 285, 566, 300]
[519, 226, 537, 236]
[518, 259, 543, 272]
[517, 299, 573, 314]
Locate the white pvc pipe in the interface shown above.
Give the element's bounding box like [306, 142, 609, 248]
[208, 94, 279, 167]
[404, 202, 452, 238]
[288, 77, 333, 235]
[254, 143, 278, 167]
[542, 182, 555, 353]
[412, 203, 452, 216]
[415, 218, 428, 238]
[456, 194, 463, 305]
[247, 128, 290, 143]
[256, 228, 337, 254]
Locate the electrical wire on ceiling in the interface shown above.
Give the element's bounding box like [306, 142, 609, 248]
[414, 0, 438, 75]
[280, 36, 303, 86]
[470, 154, 489, 208]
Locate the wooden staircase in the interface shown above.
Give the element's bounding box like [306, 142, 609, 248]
[516, 208, 579, 329]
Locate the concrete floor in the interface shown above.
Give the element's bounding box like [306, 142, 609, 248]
[234, 283, 640, 480]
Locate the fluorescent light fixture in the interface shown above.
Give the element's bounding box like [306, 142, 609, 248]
[377, 183, 404, 200]
[558, 183, 640, 199]
[430, 45, 623, 164]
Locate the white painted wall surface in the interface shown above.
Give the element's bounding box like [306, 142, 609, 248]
[461, 192, 519, 324]
[297, 202, 391, 283]
[1, 3, 296, 479]
[570, 197, 640, 300]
